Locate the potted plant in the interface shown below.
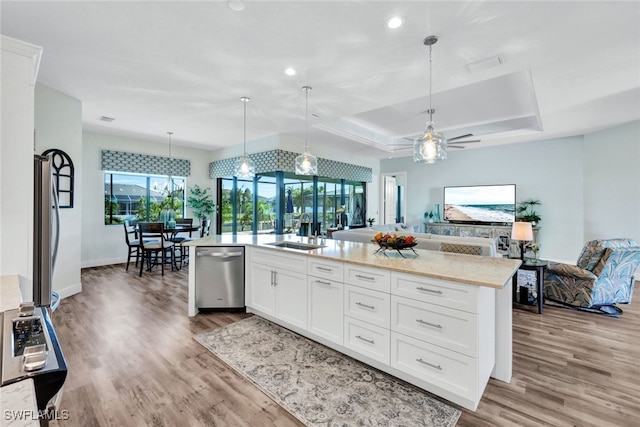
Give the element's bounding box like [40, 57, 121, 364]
[516, 198, 541, 225]
[186, 185, 216, 225]
[367, 217, 375, 227]
[424, 211, 435, 223]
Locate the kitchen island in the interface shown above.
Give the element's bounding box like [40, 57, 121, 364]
[185, 234, 520, 411]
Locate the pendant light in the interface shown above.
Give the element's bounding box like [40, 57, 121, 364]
[234, 96, 255, 178]
[414, 35, 447, 164]
[294, 86, 318, 175]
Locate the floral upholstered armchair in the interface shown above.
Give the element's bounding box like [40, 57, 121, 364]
[543, 238, 640, 309]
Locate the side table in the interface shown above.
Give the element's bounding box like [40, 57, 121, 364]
[512, 259, 548, 314]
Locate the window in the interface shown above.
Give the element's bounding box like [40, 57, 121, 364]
[216, 173, 366, 235]
[104, 172, 185, 225]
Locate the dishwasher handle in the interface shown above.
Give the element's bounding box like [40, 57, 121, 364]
[196, 251, 244, 259]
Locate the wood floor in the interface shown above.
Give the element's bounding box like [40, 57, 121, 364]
[50, 265, 640, 427]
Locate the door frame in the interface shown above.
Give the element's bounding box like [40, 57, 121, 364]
[379, 171, 407, 225]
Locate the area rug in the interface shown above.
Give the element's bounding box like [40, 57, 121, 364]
[194, 316, 461, 427]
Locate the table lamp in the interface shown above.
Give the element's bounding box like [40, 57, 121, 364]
[511, 222, 533, 260]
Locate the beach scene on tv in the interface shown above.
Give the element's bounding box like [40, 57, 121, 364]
[444, 185, 516, 223]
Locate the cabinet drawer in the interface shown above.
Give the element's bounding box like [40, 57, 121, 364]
[344, 317, 390, 365]
[391, 332, 476, 399]
[344, 285, 390, 329]
[391, 272, 477, 313]
[250, 247, 307, 274]
[344, 265, 391, 293]
[308, 258, 344, 281]
[391, 295, 477, 357]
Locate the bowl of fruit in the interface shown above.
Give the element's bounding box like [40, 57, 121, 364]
[372, 232, 418, 251]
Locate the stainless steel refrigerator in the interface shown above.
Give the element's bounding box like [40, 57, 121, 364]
[33, 153, 60, 310]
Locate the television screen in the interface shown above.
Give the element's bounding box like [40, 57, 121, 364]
[443, 184, 516, 224]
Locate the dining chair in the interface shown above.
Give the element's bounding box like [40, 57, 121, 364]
[138, 222, 177, 276]
[170, 218, 195, 269]
[123, 221, 141, 271]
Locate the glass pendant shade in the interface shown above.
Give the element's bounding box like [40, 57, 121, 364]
[295, 148, 318, 175]
[234, 154, 255, 178]
[414, 120, 447, 163]
[234, 96, 255, 178]
[295, 86, 317, 176]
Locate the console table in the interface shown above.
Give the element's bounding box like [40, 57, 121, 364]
[424, 222, 540, 257]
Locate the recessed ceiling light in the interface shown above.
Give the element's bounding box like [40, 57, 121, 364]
[386, 16, 403, 29]
[284, 67, 296, 76]
[466, 55, 504, 73]
[227, 0, 245, 12]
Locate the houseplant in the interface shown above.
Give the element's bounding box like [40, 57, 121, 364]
[367, 217, 375, 227]
[516, 198, 541, 225]
[186, 185, 215, 225]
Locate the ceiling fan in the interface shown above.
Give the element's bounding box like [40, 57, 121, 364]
[389, 133, 482, 149]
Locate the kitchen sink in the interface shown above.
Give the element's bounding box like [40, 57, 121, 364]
[265, 241, 327, 251]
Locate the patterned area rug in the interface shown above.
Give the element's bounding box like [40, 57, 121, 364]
[194, 316, 461, 426]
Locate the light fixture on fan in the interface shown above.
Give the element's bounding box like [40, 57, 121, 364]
[234, 96, 255, 178]
[295, 86, 318, 175]
[414, 35, 447, 164]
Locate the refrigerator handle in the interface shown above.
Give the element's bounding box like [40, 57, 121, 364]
[51, 178, 60, 272]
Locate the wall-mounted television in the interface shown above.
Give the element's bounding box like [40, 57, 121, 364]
[443, 184, 516, 224]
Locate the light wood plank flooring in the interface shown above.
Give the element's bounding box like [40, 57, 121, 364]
[50, 265, 640, 426]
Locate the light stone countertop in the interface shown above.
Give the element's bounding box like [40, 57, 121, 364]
[0, 275, 40, 427]
[0, 379, 40, 427]
[0, 275, 25, 313]
[186, 234, 521, 289]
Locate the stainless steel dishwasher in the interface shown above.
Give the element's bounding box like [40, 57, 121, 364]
[195, 246, 245, 310]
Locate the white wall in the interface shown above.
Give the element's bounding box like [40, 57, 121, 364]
[0, 36, 41, 280]
[34, 83, 83, 299]
[381, 121, 640, 264]
[81, 131, 215, 267]
[583, 121, 640, 243]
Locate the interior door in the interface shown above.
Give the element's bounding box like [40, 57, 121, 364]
[383, 175, 397, 224]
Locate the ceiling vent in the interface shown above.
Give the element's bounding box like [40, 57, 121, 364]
[466, 55, 504, 73]
[99, 116, 115, 123]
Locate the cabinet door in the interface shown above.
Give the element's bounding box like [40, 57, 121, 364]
[275, 269, 308, 330]
[248, 263, 276, 316]
[308, 277, 343, 345]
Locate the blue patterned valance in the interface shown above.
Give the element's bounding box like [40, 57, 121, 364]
[209, 149, 372, 182]
[101, 150, 191, 177]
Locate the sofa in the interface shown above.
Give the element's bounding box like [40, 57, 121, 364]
[543, 238, 640, 309]
[331, 226, 499, 257]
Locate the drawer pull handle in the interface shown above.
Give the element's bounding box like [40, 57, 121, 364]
[416, 358, 442, 370]
[416, 286, 443, 294]
[355, 302, 375, 310]
[316, 280, 332, 286]
[355, 274, 375, 281]
[355, 335, 375, 344]
[316, 266, 332, 272]
[416, 319, 442, 329]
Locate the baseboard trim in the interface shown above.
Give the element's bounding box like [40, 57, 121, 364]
[81, 257, 126, 269]
[56, 282, 82, 300]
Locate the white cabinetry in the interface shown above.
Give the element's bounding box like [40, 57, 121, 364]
[247, 248, 308, 329]
[307, 259, 344, 345]
[390, 272, 495, 409]
[246, 246, 498, 411]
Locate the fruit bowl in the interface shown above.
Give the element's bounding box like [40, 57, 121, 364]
[371, 234, 418, 257]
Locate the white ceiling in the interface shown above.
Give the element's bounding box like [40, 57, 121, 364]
[2, 1, 639, 159]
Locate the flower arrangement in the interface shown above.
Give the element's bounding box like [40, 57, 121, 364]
[529, 243, 540, 260]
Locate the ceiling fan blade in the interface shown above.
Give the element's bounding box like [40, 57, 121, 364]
[448, 145, 466, 149]
[448, 139, 481, 144]
[447, 133, 474, 142]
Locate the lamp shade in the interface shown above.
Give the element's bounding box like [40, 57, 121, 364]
[511, 222, 533, 241]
